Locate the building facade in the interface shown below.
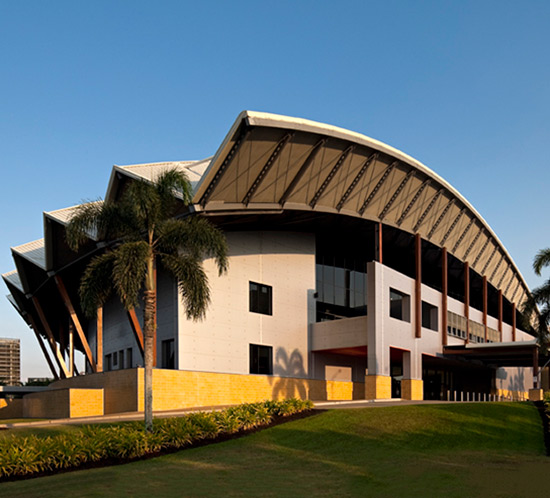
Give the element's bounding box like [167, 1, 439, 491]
[0, 338, 21, 386]
[2, 112, 542, 417]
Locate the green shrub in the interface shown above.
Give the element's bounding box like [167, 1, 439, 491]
[0, 399, 313, 480]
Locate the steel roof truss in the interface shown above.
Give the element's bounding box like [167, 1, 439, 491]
[279, 138, 326, 205]
[242, 132, 294, 205]
[451, 217, 475, 254]
[463, 227, 484, 260]
[378, 169, 415, 220]
[413, 188, 443, 232]
[309, 145, 355, 208]
[200, 126, 251, 206]
[358, 161, 398, 216]
[440, 208, 465, 247]
[427, 198, 455, 240]
[335, 152, 378, 211]
[396, 179, 431, 226]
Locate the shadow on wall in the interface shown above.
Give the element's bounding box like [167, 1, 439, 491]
[270, 348, 307, 400]
[496, 368, 526, 393]
[0, 398, 23, 419]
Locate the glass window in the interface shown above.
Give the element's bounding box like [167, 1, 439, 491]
[249, 344, 273, 375]
[162, 339, 175, 369]
[126, 348, 133, 369]
[249, 282, 273, 315]
[390, 289, 410, 321]
[422, 301, 438, 331]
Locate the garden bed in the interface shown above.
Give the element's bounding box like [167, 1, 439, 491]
[0, 399, 314, 482]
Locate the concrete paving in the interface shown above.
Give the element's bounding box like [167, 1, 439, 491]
[0, 398, 521, 429]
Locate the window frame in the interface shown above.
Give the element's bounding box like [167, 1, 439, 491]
[249, 281, 273, 316]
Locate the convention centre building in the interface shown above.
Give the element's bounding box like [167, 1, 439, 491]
[2, 111, 544, 418]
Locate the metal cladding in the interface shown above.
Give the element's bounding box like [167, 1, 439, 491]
[2, 111, 531, 366]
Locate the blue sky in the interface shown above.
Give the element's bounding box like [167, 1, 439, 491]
[1, 1, 549, 379]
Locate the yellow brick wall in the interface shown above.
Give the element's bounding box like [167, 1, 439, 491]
[136, 369, 363, 411]
[495, 388, 529, 400]
[365, 375, 391, 400]
[402, 379, 423, 400]
[69, 389, 104, 417]
[35, 368, 365, 417]
[50, 369, 139, 414]
[24, 389, 70, 418]
[0, 398, 24, 419]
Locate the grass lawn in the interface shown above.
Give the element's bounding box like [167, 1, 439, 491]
[2, 403, 548, 497]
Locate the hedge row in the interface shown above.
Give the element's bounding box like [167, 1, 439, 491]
[0, 398, 313, 479]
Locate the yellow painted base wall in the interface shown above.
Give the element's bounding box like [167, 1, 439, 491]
[23, 389, 104, 419]
[401, 379, 423, 400]
[49, 370, 139, 413]
[495, 388, 529, 401]
[37, 368, 364, 417]
[0, 398, 23, 419]
[140, 369, 364, 412]
[365, 375, 391, 400]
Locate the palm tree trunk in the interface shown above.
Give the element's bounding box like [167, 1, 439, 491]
[143, 252, 156, 432]
[144, 289, 155, 431]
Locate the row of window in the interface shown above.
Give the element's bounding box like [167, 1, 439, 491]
[389, 288, 438, 331]
[104, 339, 176, 371]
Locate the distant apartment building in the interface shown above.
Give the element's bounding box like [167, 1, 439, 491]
[0, 338, 21, 385]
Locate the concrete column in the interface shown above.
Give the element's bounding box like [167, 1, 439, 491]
[366, 261, 391, 399]
[401, 349, 423, 400]
[464, 261, 470, 343]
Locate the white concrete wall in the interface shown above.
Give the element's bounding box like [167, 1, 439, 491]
[311, 316, 367, 351]
[178, 231, 315, 378]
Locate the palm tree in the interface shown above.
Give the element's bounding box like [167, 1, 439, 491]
[66, 169, 228, 431]
[522, 248, 550, 352]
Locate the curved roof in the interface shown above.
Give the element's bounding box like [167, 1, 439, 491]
[193, 111, 530, 307]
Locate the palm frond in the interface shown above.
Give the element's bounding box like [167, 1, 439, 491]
[155, 169, 193, 217]
[79, 252, 116, 317]
[533, 248, 550, 276]
[65, 201, 104, 251]
[158, 217, 228, 275]
[111, 241, 150, 310]
[161, 253, 210, 320]
[123, 180, 162, 232]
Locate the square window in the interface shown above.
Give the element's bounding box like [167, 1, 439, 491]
[249, 282, 272, 315]
[389, 288, 410, 322]
[249, 344, 273, 375]
[422, 301, 438, 331]
[162, 339, 175, 369]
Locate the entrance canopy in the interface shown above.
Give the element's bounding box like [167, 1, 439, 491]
[443, 340, 544, 368]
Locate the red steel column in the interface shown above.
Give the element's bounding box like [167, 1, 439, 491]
[415, 233, 422, 339]
[498, 290, 503, 342]
[464, 262, 470, 343]
[441, 247, 448, 346]
[512, 302, 516, 341]
[482, 276, 488, 342]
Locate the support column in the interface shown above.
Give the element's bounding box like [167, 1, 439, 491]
[529, 347, 543, 401]
[27, 316, 59, 380]
[32, 297, 69, 378]
[127, 308, 145, 355]
[441, 247, 448, 346]
[97, 307, 103, 372]
[512, 303, 516, 341]
[415, 233, 422, 339]
[374, 222, 383, 264]
[482, 276, 488, 342]
[68, 323, 74, 377]
[498, 290, 503, 342]
[401, 349, 423, 400]
[366, 261, 391, 399]
[464, 261, 470, 343]
[54, 275, 97, 373]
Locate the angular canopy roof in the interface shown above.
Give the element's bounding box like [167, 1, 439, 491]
[193, 111, 530, 308]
